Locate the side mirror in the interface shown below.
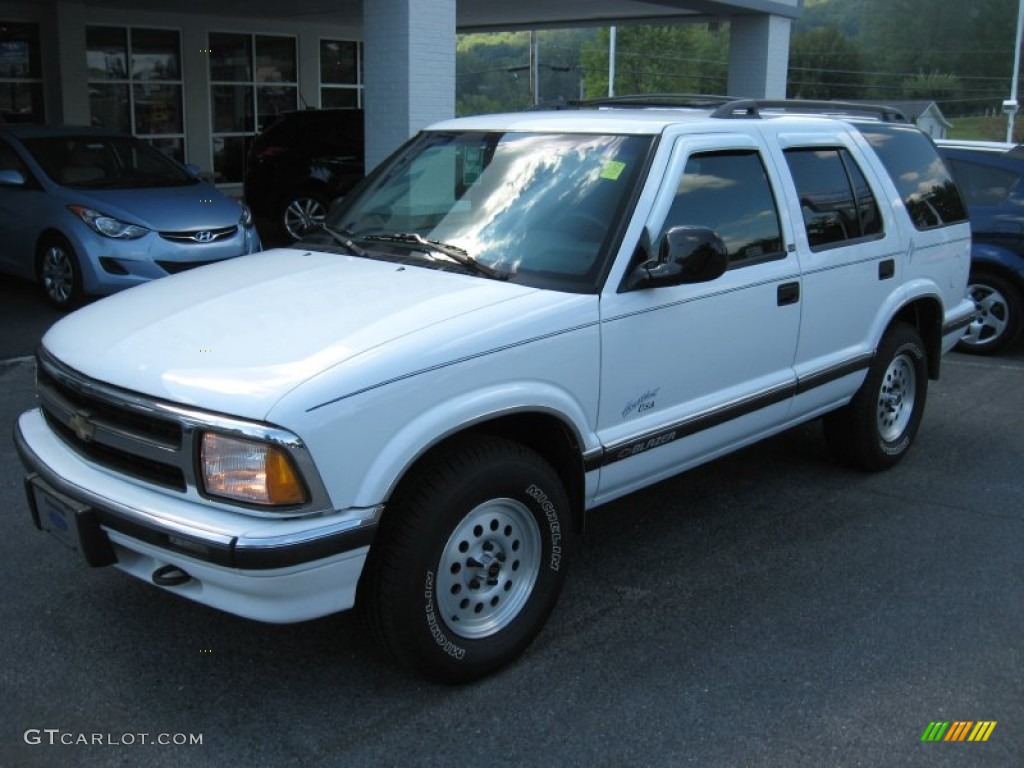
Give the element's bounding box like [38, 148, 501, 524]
[0, 169, 26, 187]
[625, 225, 729, 290]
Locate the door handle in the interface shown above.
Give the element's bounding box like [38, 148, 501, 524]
[777, 281, 800, 306]
[878, 259, 895, 280]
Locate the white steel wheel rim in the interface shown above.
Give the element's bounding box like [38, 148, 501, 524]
[877, 352, 917, 442]
[436, 498, 542, 640]
[41, 246, 73, 304]
[283, 197, 326, 239]
[961, 283, 1009, 348]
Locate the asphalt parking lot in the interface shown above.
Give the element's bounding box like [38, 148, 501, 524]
[1, 274, 1021, 767]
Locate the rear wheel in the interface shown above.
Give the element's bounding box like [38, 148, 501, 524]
[824, 322, 928, 471]
[36, 235, 82, 310]
[279, 191, 329, 241]
[956, 271, 1021, 355]
[359, 435, 570, 683]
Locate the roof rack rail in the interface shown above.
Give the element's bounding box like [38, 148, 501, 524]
[710, 99, 909, 123]
[569, 93, 737, 110]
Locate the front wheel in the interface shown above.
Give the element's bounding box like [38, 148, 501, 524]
[824, 322, 928, 471]
[36, 235, 83, 310]
[359, 435, 570, 683]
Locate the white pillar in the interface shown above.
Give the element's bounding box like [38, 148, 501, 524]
[363, 0, 456, 171]
[727, 14, 792, 99]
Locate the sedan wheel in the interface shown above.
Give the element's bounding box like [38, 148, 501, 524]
[281, 194, 328, 240]
[37, 238, 81, 309]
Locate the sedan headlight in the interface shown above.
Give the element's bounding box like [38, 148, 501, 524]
[200, 432, 308, 506]
[67, 205, 149, 239]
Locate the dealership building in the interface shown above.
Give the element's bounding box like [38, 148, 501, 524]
[0, 0, 799, 188]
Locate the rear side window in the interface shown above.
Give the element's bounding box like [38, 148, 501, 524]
[784, 147, 882, 249]
[857, 124, 967, 229]
[945, 157, 1019, 207]
[659, 150, 784, 267]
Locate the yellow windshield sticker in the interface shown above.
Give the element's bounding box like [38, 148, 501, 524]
[600, 160, 626, 181]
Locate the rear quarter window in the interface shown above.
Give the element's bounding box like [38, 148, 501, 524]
[857, 124, 968, 230]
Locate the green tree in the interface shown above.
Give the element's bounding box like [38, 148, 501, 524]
[788, 26, 866, 99]
[580, 24, 729, 98]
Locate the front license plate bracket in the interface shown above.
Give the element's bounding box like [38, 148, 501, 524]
[25, 474, 117, 567]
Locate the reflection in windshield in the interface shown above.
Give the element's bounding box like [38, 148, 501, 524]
[332, 131, 652, 291]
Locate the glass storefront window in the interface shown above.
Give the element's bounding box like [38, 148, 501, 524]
[86, 26, 184, 154]
[320, 39, 361, 109]
[212, 84, 254, 134]
[209, 33, 251, 82]
[321, 88, 358, 109]
[131, 28, 181, 81]
[86, 27, 128, 80]
[0, 22, 44, 123]
[133, 83, 182, 134]
[210, 32, 296, 183]
[255, 36, 295, 83]
[320, 40, 357, 84]
[89, 83, 131, 132]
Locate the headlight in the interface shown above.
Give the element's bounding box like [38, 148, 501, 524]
[200, 432, 308, 506]
[67, 205, 149, 239]
[237, 200, 254, 227]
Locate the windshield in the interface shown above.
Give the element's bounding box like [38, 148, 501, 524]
[326, 130, 654, 292]
[23, 135, 198, 190]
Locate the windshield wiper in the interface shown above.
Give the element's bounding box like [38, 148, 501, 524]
[320, 224, 367, 256]
[361, 232, 506, 280]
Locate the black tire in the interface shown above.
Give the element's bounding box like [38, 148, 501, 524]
[824, 322, 928, 472]
[359, 435, 570, 683]
[36, 234, 83, 310]
[955, 271, 1022, 356]
[279, 190, 329, 241]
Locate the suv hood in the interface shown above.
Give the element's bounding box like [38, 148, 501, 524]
[42, 249, 554, 419]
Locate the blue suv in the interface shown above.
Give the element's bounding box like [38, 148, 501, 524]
[937, 140, 1024, 354]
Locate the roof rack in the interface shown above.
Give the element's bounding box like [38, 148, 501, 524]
[568, 93, 737, 110]
[710, 99, 909, 123]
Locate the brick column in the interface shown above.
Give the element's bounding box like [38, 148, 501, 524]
[727, 14, 792, 99]
[363, 0, 456, 171]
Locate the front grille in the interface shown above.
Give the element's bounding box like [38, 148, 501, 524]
[159, 225, 237, 244]
[36, 358, 187, 491]
[33, 349, 332, 518]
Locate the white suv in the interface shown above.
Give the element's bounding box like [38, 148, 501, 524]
[16, 99, 975, 682]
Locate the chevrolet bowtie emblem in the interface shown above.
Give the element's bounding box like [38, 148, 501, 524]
[68, 410, 96, 443]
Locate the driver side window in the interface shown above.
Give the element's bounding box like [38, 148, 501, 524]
[659, 150, 784, 267]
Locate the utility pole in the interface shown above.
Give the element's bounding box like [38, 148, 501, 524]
[608, 26, 617, 97]
[532, 30, 540, 107]
[1006, 0, 1024, 143]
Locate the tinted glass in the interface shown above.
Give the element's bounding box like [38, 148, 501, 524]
[858, 124, 967, 229]
[946, 157, 1019, 207]
[661, 150, 783, 265]
[86, 26, 128, 80]
[784, 147, 882, 249]
[22, 135, 196, 188]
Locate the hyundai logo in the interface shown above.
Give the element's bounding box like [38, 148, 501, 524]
[193, 230, 215, 243]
